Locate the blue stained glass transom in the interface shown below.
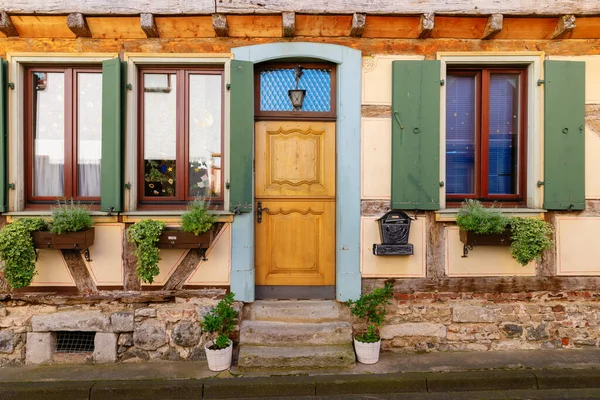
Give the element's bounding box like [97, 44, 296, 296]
[260, 68, 331, 112]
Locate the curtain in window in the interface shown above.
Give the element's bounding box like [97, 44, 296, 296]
[446, 75, 476, 195]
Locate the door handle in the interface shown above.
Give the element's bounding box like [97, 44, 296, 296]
[257, 201, 269, 224]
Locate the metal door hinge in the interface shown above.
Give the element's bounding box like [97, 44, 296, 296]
[7, 183, 15, 190]
[537, 180, 545, 187]
[226, 83, 231, 90]
[440, 79, 445, 86]
[537, 79, 545, 86]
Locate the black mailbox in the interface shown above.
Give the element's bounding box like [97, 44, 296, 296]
[373, 210, 414, 256]
[377, 210, 411, 245]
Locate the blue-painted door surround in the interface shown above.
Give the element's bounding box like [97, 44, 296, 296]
[231, 43, 362, 302]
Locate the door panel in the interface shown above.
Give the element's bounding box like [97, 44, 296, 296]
[255, 201, 335, 285]
[255, 121, 335, 287]
[255, 122, 335, 198]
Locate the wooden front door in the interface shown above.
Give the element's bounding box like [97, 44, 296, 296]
[255, 121, 336, 294]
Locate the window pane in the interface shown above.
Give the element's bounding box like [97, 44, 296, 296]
[188, 74, 222, 199]
[77, 72, 102, 197]
[143, 73, 177, 197]
[488, 74, 520, 195]
[33, 72, 65, 197]
[260, 68, 331, 112]
[446, 75, 476, 195]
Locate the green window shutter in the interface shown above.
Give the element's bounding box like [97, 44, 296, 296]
[229, 60, 254, 213]
[544, 60, 586, 210]
[100, 58, 125, 212]
[391, 60, 441, 210]
[0, 59, 7, 212]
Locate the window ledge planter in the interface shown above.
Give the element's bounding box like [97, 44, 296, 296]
[31, 228, 95, 261]
[459, 228, 512, 247]
[156, 227, 215, 260]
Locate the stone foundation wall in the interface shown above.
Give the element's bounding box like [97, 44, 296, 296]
[0, 292, 242, 366]
[372, 291, 600, 353]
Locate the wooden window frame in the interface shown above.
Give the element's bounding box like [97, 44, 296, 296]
[446, 66, 528, 207]
[254, 62, 337, 121]
[25, 65, 102, 206]
[137, 66, 225, 209]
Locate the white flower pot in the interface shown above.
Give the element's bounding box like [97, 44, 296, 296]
[205, 340, 233, 371]
[353, 338, 381, 364]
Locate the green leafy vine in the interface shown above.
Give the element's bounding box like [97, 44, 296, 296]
[127, 219, 166, 284]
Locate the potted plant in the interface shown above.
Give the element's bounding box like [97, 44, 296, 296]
[32, 200, 95, 251]
[127, 219, 167, 284]
[0, 218, 48, 289]
[157, 199, 217, 251]
[201, 292, 238, 371]
[346, 282, 393, 364]
[456, 200, 553, 266]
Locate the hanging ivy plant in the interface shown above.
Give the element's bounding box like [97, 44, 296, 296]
[509, 217, 553, 266]
[0, 218, 48, 289]
[127, 219, 166, 284]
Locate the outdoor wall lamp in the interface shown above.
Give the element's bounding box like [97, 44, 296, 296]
[288, 65, 306, 110]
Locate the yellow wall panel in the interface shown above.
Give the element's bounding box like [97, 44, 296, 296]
[187, 224, 231, 285]
[556, 217, 600, 275]
[30, 250, 75, 287]
[362, 55, 424, 105]
[361, 217, 426, 278]
[445, 227, 536, 277]
[585, 127, 600, 199]
[362, 118, 392, 199]
[84, 224, 124, 286]
[548, 56, 600, 104]
[146, 249, 188, 287]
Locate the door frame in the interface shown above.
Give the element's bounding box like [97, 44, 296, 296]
[231, 42, 362, 302]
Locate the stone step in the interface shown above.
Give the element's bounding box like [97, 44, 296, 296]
[240, 320, 352, 346]
[243, 300, 351, 323]
[237, 344, 356, 369]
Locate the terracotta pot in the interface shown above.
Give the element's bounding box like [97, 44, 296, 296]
[353, 338, 381, 364]
[205, 340, 233, 371]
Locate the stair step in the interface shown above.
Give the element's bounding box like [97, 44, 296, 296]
[238, 344, 356, 369]
[240, 320, 352, 346]
[243, 300, 350, 323]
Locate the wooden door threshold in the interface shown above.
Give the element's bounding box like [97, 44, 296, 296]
[255, 285, 335, 300]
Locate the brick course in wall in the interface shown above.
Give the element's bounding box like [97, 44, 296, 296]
[366, 291, 600, 353]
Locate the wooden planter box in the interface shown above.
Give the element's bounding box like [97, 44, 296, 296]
[32, 228, 95, 250]
[157, 228, 214, 250]
[459, 229, 513, 247]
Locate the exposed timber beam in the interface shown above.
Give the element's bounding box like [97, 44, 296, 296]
[482, 14, 503, 39]
[552, 14, 576, 39]
[282, 11, 295, 37]
[418, 13, 434, 39]
[66, 13, 92, 37]
[212, 13, 229, 37]
[0, 12, 18, 37]
[5, 0, 600, 16]
[350, 13, 366, 37]
[140, 13, 159, 38]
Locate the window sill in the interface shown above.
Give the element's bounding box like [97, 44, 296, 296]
[122, 210, 234, 224]
[436, 208, 547, 222]
[5, 211, 119, 223]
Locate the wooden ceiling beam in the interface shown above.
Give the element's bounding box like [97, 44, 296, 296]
[66, 13, 91, 37]
[212, 14, 229, 37]
[140, 13, 159, 38]
[282, 11, 295, 37]
[552, 14, 576, 39]
[5, 0, 600, 16]
[0, 12, 19, 37]
[482, 14, 503, 39]
[350, 13, 366, 37]
[418, 13, 434, 39]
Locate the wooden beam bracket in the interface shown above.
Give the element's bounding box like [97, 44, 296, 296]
[282, 11, 295, 37]
[350, 13, 366, 37]
[67, 13, 92, 38]
[0, 12, 18, 37]
[482, 14, 503, 39]
[212, 13, 229, 37]
[552, 14, 576, 39]
[140, 13, 159, 38]
[418, 13, 434, 39]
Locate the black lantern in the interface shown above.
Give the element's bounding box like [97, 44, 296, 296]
[288, 65, 305, 110]
[373, 210, 414, 256]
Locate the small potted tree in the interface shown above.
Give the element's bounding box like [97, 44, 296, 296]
[346, 282, 393, 364]
[201, 292, 238, 371]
